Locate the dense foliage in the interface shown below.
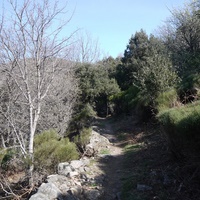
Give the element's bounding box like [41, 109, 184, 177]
[76, 63, 120, 116]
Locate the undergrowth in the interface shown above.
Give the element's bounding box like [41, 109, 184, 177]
[34, 130, 79, 173]
[157, 101, 200, 158]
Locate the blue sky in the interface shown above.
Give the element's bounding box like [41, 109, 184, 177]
[67, 0, 187, 58]
[0, 0, 187, 59]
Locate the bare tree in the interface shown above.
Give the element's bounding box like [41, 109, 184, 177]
[69, 30, 102, 63]
[157, 0, 200, 74]
[0, 0, 78, 186]
[38, 60, 78, 135]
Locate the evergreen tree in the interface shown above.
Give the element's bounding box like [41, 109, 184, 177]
[116, 29, 150, 90]
[76, 63, 120, 116]
[116, 30, 178, 108]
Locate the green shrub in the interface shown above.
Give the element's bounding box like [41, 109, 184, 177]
[179, 73, 200, 91]
[73, 127, 92, 152]
[52, 138, 79, 163]
[178, 73, 200, 103]
[34, 130, 79, 172]
[109, 86, 141, 114]
[155, 89, 179, 113]
[69, 103, 96, 132]
[158, 101, 200, 136]
[0, 149, 14, 169]
[34, 129, 59, 148]
[0, 148, 7, 164]
[157, 101, 200, 157]
[110, 86, 154, 121]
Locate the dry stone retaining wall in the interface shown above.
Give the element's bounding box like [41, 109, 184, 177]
[30, 130, 110, 200]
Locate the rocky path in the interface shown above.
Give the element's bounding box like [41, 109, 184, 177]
[93, 118, 125, 200]
[98, 145, 124, 200]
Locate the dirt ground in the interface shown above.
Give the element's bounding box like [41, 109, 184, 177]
[92, 116, 200, 200]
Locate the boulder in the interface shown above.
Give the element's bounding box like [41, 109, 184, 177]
[85, 131, 110, 157]
[47, 174, 72, 191]
[30, 182, 62, 200]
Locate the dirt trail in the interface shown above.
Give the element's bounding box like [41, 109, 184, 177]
[98, 146, 124, 200]
[93, 118, 126, 200]
[92, 117, 198, 200]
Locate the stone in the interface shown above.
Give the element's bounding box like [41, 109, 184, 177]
[78, 167, 85, 173]
[47, 174, 73, 190]
[80, 173, 88, 181]
[31, 182, 62, 200]
[68, 171, 79, 178]
[39, 182, 62, 198]
[59, 184, 70, 193]
[84, 166, 90, 172]
[29, 193, 49, 200]
[47, 174, 68, 185]
[70, 160, 84, 169]
[81, 158, 90, 166]
[60, 192, 77, 200]
[85, 131, 110, 157]
[68, 185, 82, 196]
[84, 188, 103, 200]
[47, 174, 60, 183]
[73, 180, 82, 187]
[85, 144, 96, 157]
[58, 162, 73, 176]
[29, 129, 111, 200]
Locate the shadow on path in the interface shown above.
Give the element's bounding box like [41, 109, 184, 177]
[91, 117, 140, 199]
[91, 116, 189, 200]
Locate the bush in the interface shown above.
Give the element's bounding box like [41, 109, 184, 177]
[34, 129, 59, 148]
[155, 89, 179, 113]
[73, 127, 92, 152]
[34, 130, 79, 172]
[110, 86, 154, 121]
[157, 101, 200, 158]
[158, 101, 200, 136]
[0, 148, 26, 172]
[52, 138, 79, 163]
[0, 148, 8, 165]
[178, 73, 200, 103]
[68, 103, 96, 132]
[0, 149, 14, 169]
[109, 86, 141, 114]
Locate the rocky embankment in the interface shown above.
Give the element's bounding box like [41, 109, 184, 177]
[30, 129, 122, 200]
